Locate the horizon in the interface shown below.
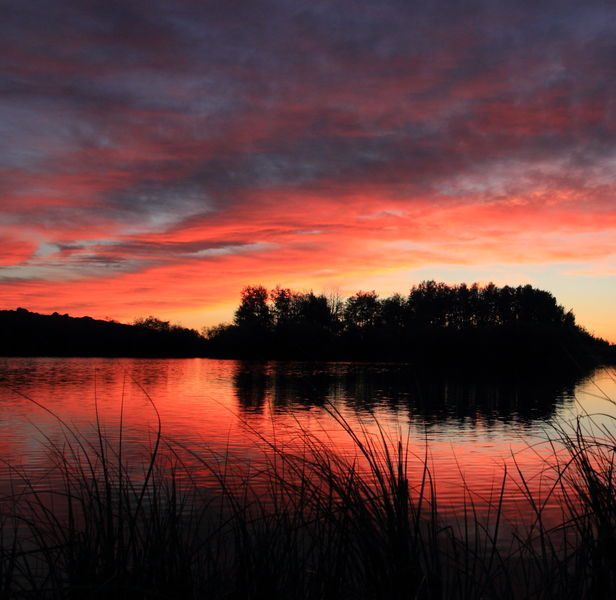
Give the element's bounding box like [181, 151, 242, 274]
[5, 278, 615, 346]
[1, 1, 615, 343]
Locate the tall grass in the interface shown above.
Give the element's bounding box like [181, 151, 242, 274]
[0, 380, 615, 599]
[542, 411, 616, 598]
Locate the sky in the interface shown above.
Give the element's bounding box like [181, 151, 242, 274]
[1, 0, 615, 342]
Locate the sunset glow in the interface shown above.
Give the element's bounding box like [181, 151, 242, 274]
[2, 1, 615, 341]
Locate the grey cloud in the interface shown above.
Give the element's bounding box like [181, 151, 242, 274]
[2, 0, 615, 238]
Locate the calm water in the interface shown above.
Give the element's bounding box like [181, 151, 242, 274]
[0, 357, 614, 523]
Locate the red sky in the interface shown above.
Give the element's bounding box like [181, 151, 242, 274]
[1, 0, 615, 341]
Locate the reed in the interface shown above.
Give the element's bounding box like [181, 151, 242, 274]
[0, 380, 615, 599]
[549, 411, 616, 597]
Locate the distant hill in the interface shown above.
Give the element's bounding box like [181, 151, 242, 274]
[0, 308, 207, 357]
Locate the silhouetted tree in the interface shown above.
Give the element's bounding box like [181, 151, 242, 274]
[344, 291, 381, 330]
[235, 286, 271, 332]
[326, 291, 345, 332]
[380, 294, 407, 329]
[297, 292, 332, 329]
[408, 281, 451, 328]
[270, 286, 297, 329]
[134, 316, 171, 332]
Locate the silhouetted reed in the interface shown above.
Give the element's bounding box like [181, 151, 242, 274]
[0, 373, 615, 598]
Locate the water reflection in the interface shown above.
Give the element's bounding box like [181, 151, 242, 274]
[234, 363, 269, 410]
[233, 360, 588, 426]
[0, 357, 613, 525]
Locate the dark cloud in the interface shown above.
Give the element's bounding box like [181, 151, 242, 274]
[1, 0, 615, 281]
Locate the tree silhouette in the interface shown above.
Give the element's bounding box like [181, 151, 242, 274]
[270, 286, 297, 330]
[344, 291, 381, 330]
[235, 285, 271, 332]
[1, 309, 205, 357]
[203, 281, 613, 367]
[134, 316, 171, 332]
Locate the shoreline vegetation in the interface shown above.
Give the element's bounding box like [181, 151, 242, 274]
[1, 282, 614, 371]
[0, 385, 615, 599]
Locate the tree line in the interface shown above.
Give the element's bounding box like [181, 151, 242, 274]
[2, 283, 612, 368]
[1, 308, 206, 357]
[205, 281, 611, 368]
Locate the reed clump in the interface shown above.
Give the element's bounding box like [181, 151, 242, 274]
[0, 388, 615, 599]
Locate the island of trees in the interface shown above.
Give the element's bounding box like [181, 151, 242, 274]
[206, 282, 614, 370]
[1, 282, 613, 370]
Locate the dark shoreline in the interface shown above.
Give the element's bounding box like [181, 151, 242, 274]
[1, 306, 614, 373]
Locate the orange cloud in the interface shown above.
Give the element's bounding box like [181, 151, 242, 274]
[2, 0, 615, 342]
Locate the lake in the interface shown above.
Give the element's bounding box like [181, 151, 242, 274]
[0, 357, 614, 525]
